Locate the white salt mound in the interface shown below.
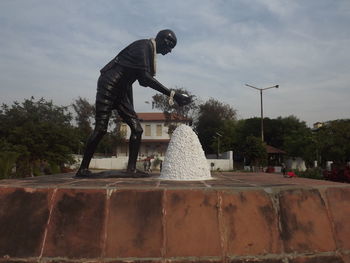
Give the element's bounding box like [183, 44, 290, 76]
[160, 124, 211, 180]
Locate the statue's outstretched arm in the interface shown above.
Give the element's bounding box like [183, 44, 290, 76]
[137, 71, 171, 96]
[137, 71, 192, 106]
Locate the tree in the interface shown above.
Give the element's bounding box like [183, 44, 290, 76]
[0, 97, 80, 177]
[95, 111, 126, 156]
[234, 116, 314, 160]
[195, 98, 237, 154]
[241, 136, 267, 166]
[0, 139, 25, 178]
[152, 87, 197, 134]
[72, 97, 95, 143]
[210, 119, 237, 154]
[315, 119, 350, 165]
[71, 98, 126, 156]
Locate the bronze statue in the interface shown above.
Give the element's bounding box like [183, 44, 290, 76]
[76, 29, 191, 177]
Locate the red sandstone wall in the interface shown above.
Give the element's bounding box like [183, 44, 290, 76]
[0, 186, 349, 263]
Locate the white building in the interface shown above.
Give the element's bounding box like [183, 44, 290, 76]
[73, 113, 234, 171]
[116, 112, 191, 158]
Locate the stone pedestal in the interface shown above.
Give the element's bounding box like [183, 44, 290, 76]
[0, 172, 350, 262]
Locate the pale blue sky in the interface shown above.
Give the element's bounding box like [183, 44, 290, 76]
[1, 0, 349, 126]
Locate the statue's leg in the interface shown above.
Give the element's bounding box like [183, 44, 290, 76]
[120, 116, 143, 172]
[128, 119, 143, 172]
[76, 92, 112, 176]
[76, 124, 107, 175]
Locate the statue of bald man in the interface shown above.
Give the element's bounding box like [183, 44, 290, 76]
[76, 29, 191, 177]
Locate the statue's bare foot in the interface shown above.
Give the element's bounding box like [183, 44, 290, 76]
[75, 168, 93, 178]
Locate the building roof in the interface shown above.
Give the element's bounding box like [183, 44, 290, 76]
[137, 112, 191, 122]
[265, 145, 286, 154]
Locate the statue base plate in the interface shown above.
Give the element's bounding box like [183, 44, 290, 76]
[74, 170, 150, 179]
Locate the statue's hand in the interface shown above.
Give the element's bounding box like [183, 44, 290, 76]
[174, 93, 192, 106]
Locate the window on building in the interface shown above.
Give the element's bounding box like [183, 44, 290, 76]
[145, 124, 151, 136]
[156, 124, 162, 136]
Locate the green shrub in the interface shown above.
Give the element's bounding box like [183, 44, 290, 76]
[49, 162, 61, 174]
[294, 167, 324, 180]
[33, 161, 42, 177]
[0, 151, 20, 178]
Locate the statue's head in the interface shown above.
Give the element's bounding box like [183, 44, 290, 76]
[155, 29, 177, 55]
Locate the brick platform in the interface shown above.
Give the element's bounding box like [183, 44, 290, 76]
[0, 172, 349, 263]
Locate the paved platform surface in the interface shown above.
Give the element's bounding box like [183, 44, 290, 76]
[1, 172, 349, 263]
[0, 171, 347, 189]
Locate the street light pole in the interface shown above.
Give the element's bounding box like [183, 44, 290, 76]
[245, 84, 279, 142]
[216, 132, 222, 158]
[260, 89, 263, 141]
